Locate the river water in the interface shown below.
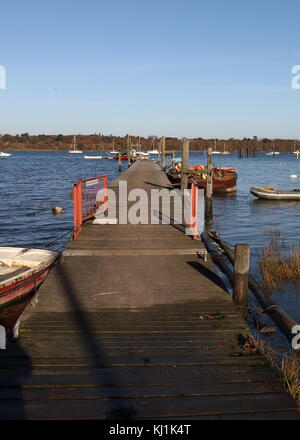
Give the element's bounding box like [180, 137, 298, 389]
[1, 151, 300, 350]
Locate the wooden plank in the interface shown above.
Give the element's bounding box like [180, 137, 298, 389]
[0, 382, 286, 401]
[0, 370, 280, 387]
[0, 393, 297, 420]
[0, 363, 277, 378]
[0, 354, 268, 368]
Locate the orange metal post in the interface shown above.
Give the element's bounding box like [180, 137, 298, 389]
[190, 183, 199, 240]
[73, 175, 108, 241]
[73, 183, 78, 241]
[103, 175, 108, 212]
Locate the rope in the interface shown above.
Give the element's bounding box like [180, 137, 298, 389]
[44, 230, 73, 250]
[262, 304, 283, 314]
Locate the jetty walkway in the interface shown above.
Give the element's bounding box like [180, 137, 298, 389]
[0, 160, 299, 419]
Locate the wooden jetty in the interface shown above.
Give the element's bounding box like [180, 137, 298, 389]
[0, 160, 299, 420]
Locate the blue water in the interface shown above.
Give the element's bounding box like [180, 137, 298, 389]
[1, 151, 300, 345]
[0, 151, 120, 249]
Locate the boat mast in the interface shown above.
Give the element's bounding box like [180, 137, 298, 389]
[71, 136, 76, 151]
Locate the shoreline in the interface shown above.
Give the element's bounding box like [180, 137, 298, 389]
[0, 148, 297, 153]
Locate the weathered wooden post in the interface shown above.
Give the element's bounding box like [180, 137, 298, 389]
[161, 137, 166, 171]
[118, 151, 122, 172]
[205, 145, 213, 222]
[181, 138, 189, 192]
[127, 136, 132, 167]
[233, 244, 250, 306]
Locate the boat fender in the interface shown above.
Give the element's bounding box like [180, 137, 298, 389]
[52, 206, 64, 215]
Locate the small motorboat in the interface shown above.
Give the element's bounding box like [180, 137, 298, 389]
[0, 152, 11, 157]
[250, 186, 300, 200]
[0, 248, 59, 308]
[133, 150, 150, 159]
[84, 155, 103, 159]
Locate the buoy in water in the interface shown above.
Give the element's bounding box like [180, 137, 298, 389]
[52, 206, 63, 215]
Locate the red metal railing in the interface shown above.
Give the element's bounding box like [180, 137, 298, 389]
[73, 175, 108, 241]
[190, 183, 199, 240]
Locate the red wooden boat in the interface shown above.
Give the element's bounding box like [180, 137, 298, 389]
[193, 168, 237, 193]
[0, 248, 59, 308]
[167, 167, 237, 193]
[113, 152, 127, 160]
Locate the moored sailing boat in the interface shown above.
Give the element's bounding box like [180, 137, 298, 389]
[266, 140, 280, 156]
[148, 137, 159, 155]
[69, 136, 82, 154]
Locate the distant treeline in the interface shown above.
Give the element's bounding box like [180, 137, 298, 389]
[0, 133, 298, 152]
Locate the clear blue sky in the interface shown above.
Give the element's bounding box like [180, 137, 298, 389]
[1, 0, 300, 138]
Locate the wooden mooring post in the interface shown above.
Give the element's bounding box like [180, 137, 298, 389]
[160, 136, 166, 171]
[181, 138, 189, 192]
[118, 152, 122, 172]
[127, 136, 132, 167]
[205, 145, 213, 222]
[233, 243, 250, 306]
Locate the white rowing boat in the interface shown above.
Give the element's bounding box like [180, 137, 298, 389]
[0, 247, 59, 308]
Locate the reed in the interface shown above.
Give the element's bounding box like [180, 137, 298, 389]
[259, 228, 300, 291]
[281, 352, 300, 400]
[252, 336, 300, 401]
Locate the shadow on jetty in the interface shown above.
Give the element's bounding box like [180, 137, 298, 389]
[187, 261, 227, 291]
[0, 301, 32, 420]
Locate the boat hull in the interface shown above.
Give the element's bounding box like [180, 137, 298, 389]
[84, 156, 103, 159]
[250, 186, 300, 200]
[0, 263, 56, 308]
[192, 169, 237, 193]
[0, 248, 59, 308]
[167, 169, 237, 193]
[113, 155, 127, 160]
